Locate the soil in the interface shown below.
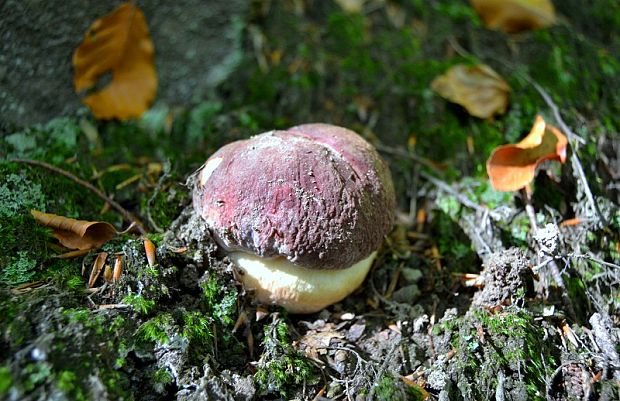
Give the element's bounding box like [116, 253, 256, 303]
[1, 1, 619, 401]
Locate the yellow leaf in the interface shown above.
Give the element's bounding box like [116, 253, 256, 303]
[486, 116, 568, 191]
[73, 3, 157, 120]
[431, 64, 511, 119]
[469, 0, 556, 33]
[31, 210, 116, 250]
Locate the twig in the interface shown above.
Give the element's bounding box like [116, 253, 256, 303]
[523, 189, 577, 321]
[528, 81, 608, 226]
[367, 341, 399, 401]
[374, 143, 444, 176]
[11, 158, 146, 235]
[422, 171, 502, 220]
[546, 361, 582, 399]
[146, 160, 171, 233]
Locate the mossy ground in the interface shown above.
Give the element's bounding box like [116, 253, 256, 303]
[1, 1, 619, 400]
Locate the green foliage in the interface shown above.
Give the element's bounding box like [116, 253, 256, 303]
[57, 370, 86, 401]
[0, 366, 12, 395]
[181, 311, 213, 347]
[0, 173, 46, 218]
[255, 319, 317, 397]
[21, 363, 52, 393]
[200, 274, 238, 327]
[153, 368, 173, 385]
[136, 313, 174, 345]
[445, 308, 557, 400]
[1, 251, 38, 285]
[122, 294, 156, 315]
[430, 209, 478, 272]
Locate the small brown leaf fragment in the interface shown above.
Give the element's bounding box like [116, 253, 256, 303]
[143, 238, 157, 267]
[73, 2, 157, 120]
[470, 0, 556, 33]
[113, 255, 123, 282]
[486, 116, 568, 191]
[31, 210, 116, 250]
[103, 265, 113, 283]
[560, 217, 581, 227]
[401, 376, 429, 400]
[431, 64, 511, 119]
[89, 252, 108, 288]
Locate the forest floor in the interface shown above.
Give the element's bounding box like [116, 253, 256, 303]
[1, 1, 619, 400]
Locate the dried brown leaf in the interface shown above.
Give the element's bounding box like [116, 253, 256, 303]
[431, 64, 511, 119]
[486, 116, 568, 191]
[470, 0, 556, 33]
[73, 2, 157, 120]
[113, 255, 123, 283]
[88, 252, 108, 288]
[31, 210, 116, 250]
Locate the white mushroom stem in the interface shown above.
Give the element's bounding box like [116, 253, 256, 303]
[229, 251, 377, 314]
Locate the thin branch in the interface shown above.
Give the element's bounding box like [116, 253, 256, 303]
[528, 80, 608, 226]
[523, 189, 577, 321]
[377, 143, 502, 220]
[422, 171, 502, 220]
[11, 158, 146, 235]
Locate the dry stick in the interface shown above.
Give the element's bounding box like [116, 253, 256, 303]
[367, 340, 399, 401]
[523, 189, 577, 322]
[376, 145, 502, 220]
[528, 80, 608, 226]
[12, 158, 147, 235]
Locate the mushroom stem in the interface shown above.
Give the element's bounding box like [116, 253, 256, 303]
[230, 251, 377, 314]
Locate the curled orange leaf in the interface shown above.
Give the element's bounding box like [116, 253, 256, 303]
[73, 2, 157, 120]
[31, 210, 116, 250]
[469, 0, 556, 33]
[486, 116, 568, 192]
[431, 64, 511, 119]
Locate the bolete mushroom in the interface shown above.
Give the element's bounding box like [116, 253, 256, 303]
[193, 123, 395, 313]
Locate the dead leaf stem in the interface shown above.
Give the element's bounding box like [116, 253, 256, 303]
[11, 158, 146, 235]
[523, 189, 577, 321]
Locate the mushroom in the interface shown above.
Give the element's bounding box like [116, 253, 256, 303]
[193, 123, 395, 313]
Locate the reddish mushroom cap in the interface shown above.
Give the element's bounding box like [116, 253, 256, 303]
[193, 123, 395, 270]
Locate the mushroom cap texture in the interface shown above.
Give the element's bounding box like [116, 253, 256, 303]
[193, 123, 395, 270]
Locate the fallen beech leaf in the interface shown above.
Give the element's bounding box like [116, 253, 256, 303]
[431, 64, 511, 119]
[73, 3, 157, 120]
[486, 116, 568, 191]
[470, 0, 556, 33]
[31, 210, 116, 250]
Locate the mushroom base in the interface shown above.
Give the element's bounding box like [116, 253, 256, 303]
[229, 252, 377, 314]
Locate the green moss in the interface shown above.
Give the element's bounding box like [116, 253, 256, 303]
[199, 274, 238, 327]
[181, 311, 213, 350]
[0, 366, 12, 395]
[136, 313, 174, 345]
[255, 319, 317, 397]
[153, 368, 173, 385]
[21, 363, 52, 393]
[122, 294, 156, 315]
[454, 308, 556, 400]
[57, 370, 86, 401]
